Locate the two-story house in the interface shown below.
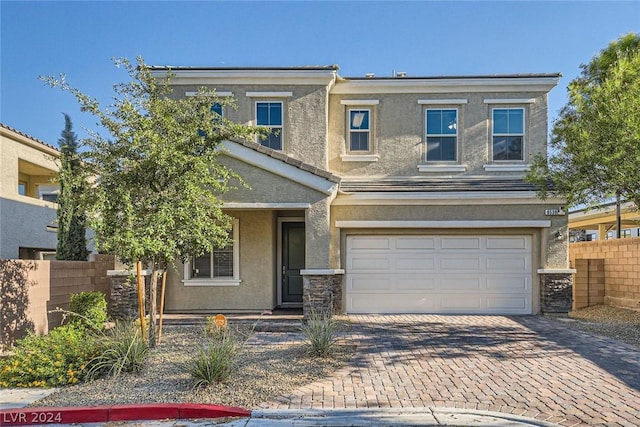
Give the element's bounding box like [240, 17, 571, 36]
[151, 66, 571, 315]
[0, 124, 60, 259]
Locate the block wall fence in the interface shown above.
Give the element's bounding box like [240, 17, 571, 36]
[569, 237, 640, 310]
[0, 255, 114, 347]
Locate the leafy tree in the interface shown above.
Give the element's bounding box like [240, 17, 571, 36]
[527, 33, 640, 211]
[42, 57, 259, 347]
[56, 114, 89, 261]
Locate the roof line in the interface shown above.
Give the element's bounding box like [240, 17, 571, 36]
[0, 123, 59, 153]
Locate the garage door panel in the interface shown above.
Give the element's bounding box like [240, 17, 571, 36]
[348, 277, 392, 291]
[486, 276, 530, 291]
[486, 256, 528, 271]
[350, 256, 390, 271]
[486, 296, 529, 311]
[440, 237, 481, 250]
[346, 235, 532, 314]
[348, 294, 436, 313]
[486, 237, 528, 250]
[395, 237, 435, 249]
[441, 277, 481, 290]
[441, 257, 481, 270]
[397, 257, 435, 271]
[440, 295, 482, 310]
[395, 277, 436, 290]
[350, 237, 391, 250]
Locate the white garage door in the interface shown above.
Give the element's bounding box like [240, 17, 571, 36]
[346, 235, 532, 314]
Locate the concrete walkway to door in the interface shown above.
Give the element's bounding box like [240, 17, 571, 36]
[261, 315, 640, 427]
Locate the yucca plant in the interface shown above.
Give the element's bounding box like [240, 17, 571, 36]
[300, 305, 338, 357]
[86, 321, 149, 380]
[188, 334, 240, 387]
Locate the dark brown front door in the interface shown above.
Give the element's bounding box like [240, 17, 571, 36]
[282, 222, 305, 304]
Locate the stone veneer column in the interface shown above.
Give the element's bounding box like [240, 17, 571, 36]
[537, 269, 576, 314]
[301, 269, 344, 317]
[107, 269, 153, 320]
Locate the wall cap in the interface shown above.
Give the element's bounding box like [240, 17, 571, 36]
[107, 269, 154, 276]
[536, 269, 577, 274]
[301, 269, 345, 275]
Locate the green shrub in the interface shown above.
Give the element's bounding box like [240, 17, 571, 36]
[188, 334, 240, 387]
[68, 292, 108, 330]
[300, 306, 338, 357]
[86, 321, 148, 380]
[0, 325, 96, 388]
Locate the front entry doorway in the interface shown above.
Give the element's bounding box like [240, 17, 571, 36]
[281, 221, 305, 304]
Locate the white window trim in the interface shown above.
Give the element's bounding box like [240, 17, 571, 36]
[255, 100, 284, 149]
[418, 164, 467, 173]
[491, 107, 526, 162]
[484, 98, 535, 104]
[483, 164, 530, 172]
[246, 91, 292, 98]
[418, 99, 468, 105]
[340, 99, 379, 106]
[347, 108, 372, 154]
[185, 91, 233, 97]
[340, 154, 380, 162]
[425, 107, 459, 163]
[182, 219, 240, 287]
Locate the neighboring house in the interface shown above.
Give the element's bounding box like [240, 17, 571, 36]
[151, 66, 571, 315]
[0, 123, 60, 259]
[569, 201, 640, 241]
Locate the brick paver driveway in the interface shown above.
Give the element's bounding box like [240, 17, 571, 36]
[263, 315, 640, 426]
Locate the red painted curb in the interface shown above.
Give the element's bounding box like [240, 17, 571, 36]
[0, 403, 251, 426]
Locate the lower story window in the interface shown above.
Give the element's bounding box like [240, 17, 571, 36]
[184, 219, 240, 285]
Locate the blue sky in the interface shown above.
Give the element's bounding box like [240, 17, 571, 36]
[1, 1, 638, 147]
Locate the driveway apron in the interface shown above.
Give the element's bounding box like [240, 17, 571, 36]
[262, 315, 640, 427]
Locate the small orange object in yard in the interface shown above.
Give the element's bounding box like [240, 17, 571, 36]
[214, 314, 227, 327]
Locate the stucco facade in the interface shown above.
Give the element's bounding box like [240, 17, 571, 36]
[0, 124, 59, 259]
[154, 66, 570, 315]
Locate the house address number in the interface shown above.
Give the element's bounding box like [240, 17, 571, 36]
[544, 207, 566, 216]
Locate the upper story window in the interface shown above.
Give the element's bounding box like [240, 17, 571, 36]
[211, 102, 223, 118]
[492, 108, 524, 161]
[18, 182, 26, 196]
[426, 109, 457, 162]
[256, 101, 283, 150]
[349, 109, 370, 152]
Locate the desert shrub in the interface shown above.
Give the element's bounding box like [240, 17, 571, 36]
[68, 291, 108, 330]
[188, 334, 240, 387]
[300, 306, 338, 357]
[0, 324, 96, 387]
[86, 321, 148, 380]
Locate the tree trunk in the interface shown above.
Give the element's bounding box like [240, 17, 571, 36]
[148, 265, 158, 348]
[135, 261, 146, 341]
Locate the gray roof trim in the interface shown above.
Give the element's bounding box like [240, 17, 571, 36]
[339, 178, 547, 193]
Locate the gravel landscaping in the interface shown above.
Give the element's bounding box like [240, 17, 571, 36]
[551, 304, 640, 348]
[31, 324, 354, 409]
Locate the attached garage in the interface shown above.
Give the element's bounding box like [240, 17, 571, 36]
[346, 234, 532, 314]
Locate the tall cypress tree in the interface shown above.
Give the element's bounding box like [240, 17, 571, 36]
[56, 114, 89, 260]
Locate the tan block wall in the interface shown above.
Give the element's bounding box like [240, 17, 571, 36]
[570, 238, 640, 310]
[0, 255, 114, 347]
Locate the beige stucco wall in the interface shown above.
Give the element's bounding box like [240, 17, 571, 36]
[330, 203, 568, 270]
[0, 128, 60, 259]
[165, 210, 278, 312]
[327, 91, 549, 177]
[171, 84, 330, 170]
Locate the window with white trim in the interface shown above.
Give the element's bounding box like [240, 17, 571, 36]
[256, 101, 282, 150]
[348, 109, 370, 152]
[426, 109, 457, 161]
[184, 219, 240, 285]
[492, 108, 524, 161]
